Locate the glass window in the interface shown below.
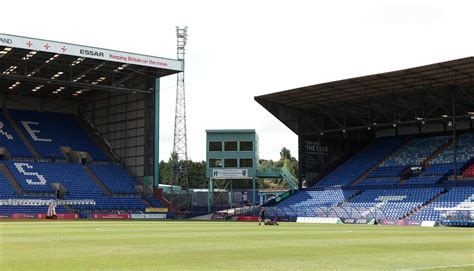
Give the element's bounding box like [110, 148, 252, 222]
[240, 158, 253, 168]
[224, 141, 237, 151]
[239, 141, 253, 151]
[224, 159, 237, 168]
[209, 141, 222, 151]
[209, 159, 223, 168]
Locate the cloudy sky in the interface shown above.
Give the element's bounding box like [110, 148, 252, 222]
[3, 0, 473, 161]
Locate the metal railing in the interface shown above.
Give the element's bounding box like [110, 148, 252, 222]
[280, 168, 299, 190]
[257, 167, 299, 190]
[254, 205, 389, 220]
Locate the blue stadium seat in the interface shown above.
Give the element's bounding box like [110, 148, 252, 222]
[405, 175, 443, 185]
[341, 188, 444, 219]
[0, 112, 31, 158]
[355, 178, 400, 186]
[315, 137, 406, 187]
[381, 136, 450, 167]
[88, 164, 137, 194]
[0, 170, 17, 196]
[4, 161, 99, 194]
[272, 189, 358, 216]
[146, 196, 165, 208]
[277, 133, 472, 221]
[0, 161, 148, 214]
[410, 187, 474, 221]
[368, 166, 406, 178]
[10, 110, 108, 161]
[429, 132, 474, 167]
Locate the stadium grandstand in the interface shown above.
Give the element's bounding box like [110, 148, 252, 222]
[0, 33, 182, 218]
[0, 31, 472, 227]
[255, 57, 474, 225]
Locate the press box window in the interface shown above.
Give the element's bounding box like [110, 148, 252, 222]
[209, 159, 223, 168]
[224, 159, 237, 168]
[240, 158, 253, 168]
[209, 141, 222, 151]
[224, 141, 237, 151]
[239, 141, 253, 151]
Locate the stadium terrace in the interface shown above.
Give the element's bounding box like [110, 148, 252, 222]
[254, 57, 474, 227]
[0, 33, 182, 219]
[0, 32, 472, 230]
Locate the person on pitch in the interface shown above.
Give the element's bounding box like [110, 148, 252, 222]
[258, 207, 266, 225]
[47, 200, 57, 219]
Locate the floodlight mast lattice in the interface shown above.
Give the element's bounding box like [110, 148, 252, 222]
[173, 26, 188, 162]
[171, 26, 190, 212]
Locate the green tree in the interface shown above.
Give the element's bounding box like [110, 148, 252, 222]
[187, 160, 208, 188]
[278, 147, 298, 177]
[158, 159, 173, 185]
[280, 147, 292, 161]
[256, 147, 299, 189]
[159, 153, 209, 189]
[159, 146, 299, 190]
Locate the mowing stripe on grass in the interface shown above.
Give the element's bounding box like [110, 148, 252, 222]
[1, 221, 473, 271]
[397, 263, 474, 270]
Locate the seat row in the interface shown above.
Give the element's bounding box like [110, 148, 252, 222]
[0, 160, 164, 214]
[0, 110, 108, 160]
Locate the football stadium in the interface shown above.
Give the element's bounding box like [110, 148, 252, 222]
[0, 31, 473, 271]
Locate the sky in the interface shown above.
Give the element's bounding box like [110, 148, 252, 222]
[2, 0, 473, 161]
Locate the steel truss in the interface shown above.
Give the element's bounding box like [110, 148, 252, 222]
[255, 58, 474, 136]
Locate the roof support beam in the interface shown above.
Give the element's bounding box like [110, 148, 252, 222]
[111, 66, 148, 87]
[350, 78, 416, 121]
[42, 100, 81, 113]
[323, 84, 389, 125]
[316, 105, 344, 129]
[421, 88, 451, 116]
[437, 63, 472, 83]
[454, 85, 474, 106]
[70, 61, 107, 82]
[4, 96, 40, 111]
[0, 74, 151, 94]
[255, 58, 474, 135]
[297, 109, 323, 134]
[321, 115, 471, 134]
[375, 74, 447, 120]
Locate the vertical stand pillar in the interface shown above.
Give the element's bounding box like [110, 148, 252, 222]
[153, 78, 160, 188]
[452, 89, 457, 186]
[252, 177, 256, 206]
[208, 178, 213, 213]
[229, 179, 233, 208]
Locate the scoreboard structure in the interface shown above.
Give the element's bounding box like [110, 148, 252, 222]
[205, 129, 259, 211]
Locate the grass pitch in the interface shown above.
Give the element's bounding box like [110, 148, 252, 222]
[0, 221, 473, 270]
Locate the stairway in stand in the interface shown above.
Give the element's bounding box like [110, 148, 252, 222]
[403, 189, 446, 219]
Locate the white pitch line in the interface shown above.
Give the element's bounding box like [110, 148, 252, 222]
[397, 263, 474, 270]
